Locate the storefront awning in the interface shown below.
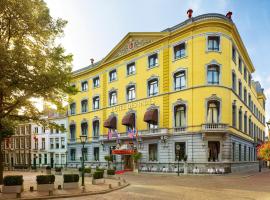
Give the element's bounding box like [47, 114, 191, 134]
[112, 149, 135, 155]
[103, 115, 117, 129]
[143, 109, 158, 125]
[122, 113, 135, 127]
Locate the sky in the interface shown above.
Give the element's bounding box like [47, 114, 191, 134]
[45, 0, 270, 129]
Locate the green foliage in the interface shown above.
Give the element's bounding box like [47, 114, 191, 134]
[46, 166, 51, 170]
[36, 175, 55, 184]
[107, 169, 115, 175]
[14, 165, 28, 169]
[132, 152, 142, 163]
[93, 171, 104, 179]
[104, 155, 113, 162]
[55, 167, 62, 172]
[63, 174, 79, 183]
[96, 167, 105, 173]
[78, 167, 91, 173]
[3, 176, 23, 186]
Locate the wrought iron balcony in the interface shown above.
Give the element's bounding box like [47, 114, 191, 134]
[201, 123, 228, 132]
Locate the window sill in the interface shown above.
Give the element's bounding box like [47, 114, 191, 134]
[109, 79, 118, 83]
[93, 108, 100, 111]
[206, 50, 221, 54]
[126, 72, 136, 77]
[93, 86, 100, 89]
[173, 55, 187, 62]
[148, 94, 158, 97]
[81, 90, 88, 92]
[127, 98, 136, 102]
[174, 87, 187, 91]
[147, 64, 159, 70]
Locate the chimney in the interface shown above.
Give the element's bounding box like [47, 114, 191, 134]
[90, 58, 94, 65]
[187, 9, 193, 19]
[226, 11, 232, 19]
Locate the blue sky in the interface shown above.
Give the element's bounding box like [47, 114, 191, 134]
[45, 0, 270, 123]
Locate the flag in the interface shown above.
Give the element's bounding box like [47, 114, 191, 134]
[128, 128, 133, 138]
[107, 130, 112, 140]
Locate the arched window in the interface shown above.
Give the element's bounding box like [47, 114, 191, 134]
[207, 101, 220, 123]
[174, 105, 186, 127]
[174, 71, 186, 90]
[207, 65, 219, 84]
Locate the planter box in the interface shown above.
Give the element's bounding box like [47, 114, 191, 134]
[46, 170, 51, 175]
[92, 178, 105, 185]
[2, 185, 23, 194]
[37, 184, 54, 192]
[85, 173, 91, 177]
[63, 182, 79, 189]
[55, 172, 62, 175]
[107, 175, 116, 179]
[103, 170, 107, 178]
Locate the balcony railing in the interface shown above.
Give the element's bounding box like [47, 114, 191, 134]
[170, 127, 187, 134]
[202, 123, 228, 131]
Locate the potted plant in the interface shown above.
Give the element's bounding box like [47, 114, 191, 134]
[55, 167, 62, 175]
[46, 166, 51, 174]
[132, 152, 142, 173]
[84, 168, 91, 177]
[183, 155, 188, 174]
[63, 174, 79, 189]
[96, 167, 106, 178]
[36, 175, 55, 192]
[106, 169, 116, 179]
[31, 165, 37, 172]
[92, 171, 105, 185]
[104, 155, 113, 169]
[2, 175, 24, 194]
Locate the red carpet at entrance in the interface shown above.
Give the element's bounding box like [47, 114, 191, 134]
[115, 169, 132, 174]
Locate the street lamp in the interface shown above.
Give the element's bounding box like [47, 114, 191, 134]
[80, 135, 87, 187]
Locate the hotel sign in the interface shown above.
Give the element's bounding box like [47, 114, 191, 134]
[112, 99, 155, 112]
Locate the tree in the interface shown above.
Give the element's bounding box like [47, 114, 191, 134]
[257, 142, 270, 161]
[0, 0, 76, 183]
[104, 155, 113, 169]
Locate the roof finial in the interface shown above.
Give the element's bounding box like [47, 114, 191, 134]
[226, 11, 233, 19]
[187, 9, 193, 18]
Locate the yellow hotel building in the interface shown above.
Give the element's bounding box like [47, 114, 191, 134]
[67, 12, 266, 173]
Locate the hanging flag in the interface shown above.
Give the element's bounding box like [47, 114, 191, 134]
[128, 128, 133, 138]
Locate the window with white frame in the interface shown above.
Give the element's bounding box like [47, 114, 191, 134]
[238, 58, 242, 73]
[109, 69, 117, 82]
[149, 144, 158, 161]
[93, 96, 100, 110]
[174, 104, 186, 127]
[81, 99, 88, 113]
[244, 66, 247, 81]
[207, 100, 220, 123]
[41, 138, 45, 149]
[127, 85, 136, 101]
[175, 142, 186, 161]
[207, 65, 219, 84]
[232, 104, 237, 128]
[70, 124, 75, 141]
[174, 42, 186, 59]
[207, 36, 220, 51]
[148, 53, 158, 68]
[81, 81, 88, 91]
[109, 91, 117, 106]
[61, 137, 65, 149]
[50, 138, 54, 149]
[55, 138, 59, 149]
[232, 46, 236, 61]
[174, 71, 186, 90]
[127, 62, 136, 75]
[238, 80, 242, 99]
[238, 109, 242, 131]
[70, 149, 76, 161]
[148, 79, 158, 96]
[94, 147, 99, 161]
[81, 122, 88, 136]
[93, 76, 100, 88]
[70, 103, 76, 115]
[93, 120, 99, 137]
[232, 72, 236, 91]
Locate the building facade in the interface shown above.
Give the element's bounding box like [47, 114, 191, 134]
[67, 13, 266, 173]
[3, 123, 32, 169]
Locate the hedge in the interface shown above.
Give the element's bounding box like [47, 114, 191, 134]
[63, 174, 79, 183]
[107, 169, 115, 175]
[78, 167, 91, 173]
[46, 166, 51, 170]
[14, 165, 28, 169]
[96, 167, 105, 173]
[55, 167, 62, 172]
[36, 175, 55, 184]
[93, 171, 104, 179]
[3, 175, 23, 186]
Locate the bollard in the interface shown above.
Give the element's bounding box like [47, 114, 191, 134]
[58, 185, 62, 190]
[49, 190, 53, 196]
[82, 186, 85, 193]
[123, 179, 126, 183]
[118, 177, 121, 180]
[30, 186, 34, 192]
[109, 184, 112, 189]
[118, 182, 121, 186]
[16, 193, 21, 198]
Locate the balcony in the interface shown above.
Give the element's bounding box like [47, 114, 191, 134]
[170, 127, 187, 134]
[201, 123, 228, 132]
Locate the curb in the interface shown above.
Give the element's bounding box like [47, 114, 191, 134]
[5, 183, 129, 200]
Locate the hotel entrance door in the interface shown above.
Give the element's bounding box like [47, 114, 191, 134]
[123, 155, 133, 170]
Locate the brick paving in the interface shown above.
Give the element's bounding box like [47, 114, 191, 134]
[0, 170, 125, 199]
[58, 169, 270, 200]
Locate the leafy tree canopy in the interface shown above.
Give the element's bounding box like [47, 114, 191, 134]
[0, 0, 76, 138]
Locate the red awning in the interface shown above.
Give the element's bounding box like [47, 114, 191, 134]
[143, 109, 158, 125]
[112, 149, 135, 155]
[104, 115, 117, 129]
[122, 113, 135, 127]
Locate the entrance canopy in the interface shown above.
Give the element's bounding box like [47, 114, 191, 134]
[104, 115, 117, 129]
[112, 149, 136, 155]
[144, 109, 158, 125]
[122, 113, 135, 127]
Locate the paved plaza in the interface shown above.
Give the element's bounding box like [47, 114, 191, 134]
[59, 169, 270, 200]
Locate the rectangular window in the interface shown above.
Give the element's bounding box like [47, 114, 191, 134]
[93, 121, 99, 137]
[81, 99, 88, 113]
[174, 42, 186, 59]
[248, 147, 251, 161]
[239, 144, 242, 161]
[244, 146, 246, 161]
[127, 62, 136, 75]
[238, 58, 242, 73]
[208, 141, 220, 162]
[232, 72, 236, 91]
[238, 81, 242, 99]
[109, 70, 117, 82]
[244, 88, 247, 104]
[174, 71, 186, 90]
[70, 149, 76, 161]
[20, 138, 24, 149]
[232, 142, 235, 161]
[232, 105, 237, 128]
[42, 138, 45, 149]
[175, 142, 185, 161]
[208, 36, 220, 51]
[70, 103, 76, 115]
[81, 81, 88, 91]
[248, 74, 252, 86]
[148, 53, 158, 68]
[70, 125, 75, 140]
[148, 79, 158, 96]
[244, 66, 247, 81]
[239, 110, 242, 131]
[207, 65, 219, 84]
[81, 122, 88, 136]
[93, 76, 100, 88]
[244, 114, 247, 133]
[34, 127, 38, 134]
[93, 96, 100, 110]
[94, 147, 99, 161]
[127, 85, 136, 101]
[232, 46, 236, 61]
[34, 139, 38, 150]
[82, 148, 87, 161]
[109, 91, 117, 106]
[61, 137, 65, 149]
[44, 154, 47, 164]
[55, 138, 59, 149]
[149, 144, 158, 161]
[50, 138, 54, 149]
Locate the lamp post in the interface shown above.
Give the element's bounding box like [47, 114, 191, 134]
[80, 135, 87, 187]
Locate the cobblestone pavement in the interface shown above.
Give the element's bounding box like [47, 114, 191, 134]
[59, 169, 270, 200]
